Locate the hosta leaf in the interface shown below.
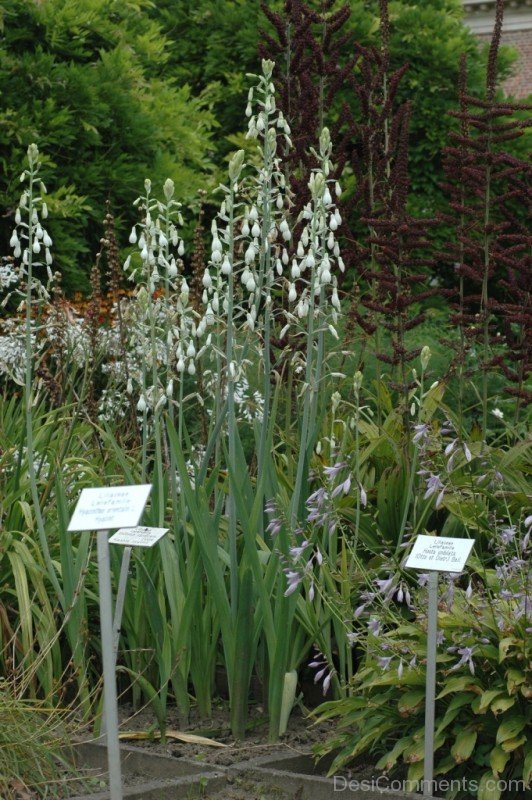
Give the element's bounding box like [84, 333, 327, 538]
[490, 696, 515, 715]
[501, 734, 527, 753]
[506, 669, 525, 695]
[404, 733, 445, 763]
[478, 771, 501, 800]
[478, 690, 504, 713]
[407, 760, 425, 783]
[523, 748, 532, 786]
[496, 715, 526, 745]
[437, 676, 481, 699]
[499, 638, 517, 662]
[397, 689, 425, 716]
[436, 693, 474, 735]
[451, 729, 477, 763]
[489, 746, 509, 776]
[375, 736, 412, 771]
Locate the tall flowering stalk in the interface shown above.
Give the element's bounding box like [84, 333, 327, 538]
[288, 126, 344, 523]
[11, 145, 62, 602]
[441, 0, 531, 436]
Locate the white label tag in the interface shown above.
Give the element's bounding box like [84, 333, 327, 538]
[68, 485, 152, 532]
[405, 535, 474, 573]
[109, 526, 169, 548]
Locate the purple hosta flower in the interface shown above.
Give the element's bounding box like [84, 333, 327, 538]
[266, 517, 283, 536]
[265, 499, 277, 516]
[284, 544, 323, 598]
[442, 574, 457, 609]
[422, 472, 445, 509]
[436, 630, 445, 646]
[289, 540, 310, 559]
[500, 525, 516, 545]
[395, 582, 412, 607]
[265, 499, 283, 536]
[450, 646, 475, 675]
[354, 602, 367, 619]
[463, 442, 472, 462]
[397, 659, 404, 678]
[496, 557, 526, 582]
[331, 472, 351, 498]
[284, 569, 303, 597]
[445, 439, 458, 472]
[375, 575, 396, 602]
[417, 573, 429, 588]
[413, 423, 430, 445]
[440, 419, 455, 437]
[359, 483, 367, 507]
[323, 461, 347, 480]
[377, 655, 393, 671]
[346, 631, 359, 646]
[368, 617, 381, 636]
[465, 581, 473, 600]
[353, 590, 376, 620]
[308, 650, 335, 695]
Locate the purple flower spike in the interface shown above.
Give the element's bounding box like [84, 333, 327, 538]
[377, 656, 393, 670]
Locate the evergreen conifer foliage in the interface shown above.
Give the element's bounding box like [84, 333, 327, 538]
[0, 0, 217, 290]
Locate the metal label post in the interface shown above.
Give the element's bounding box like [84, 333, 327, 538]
[423, 570, 439, 798]
[97, 530, 124, 800]
[67, 484, 153, 800]
[405, 535, 475, 800]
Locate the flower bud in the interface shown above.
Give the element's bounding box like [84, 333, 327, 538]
[420, 346, 431, 371]
[163, 178, 175, 201]
[228, 149, 245, 183]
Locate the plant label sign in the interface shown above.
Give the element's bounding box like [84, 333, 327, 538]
[405, 535, 474, 573]
[109, 526, 169, 548]
[67, 484, 152, 532]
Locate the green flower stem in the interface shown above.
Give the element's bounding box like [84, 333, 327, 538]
[23, 148, 63, 604]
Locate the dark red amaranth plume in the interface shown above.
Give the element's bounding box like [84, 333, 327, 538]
[259, 0, 355, 221]
[339, 0, 438, 404]
[439, 0, 531, 423]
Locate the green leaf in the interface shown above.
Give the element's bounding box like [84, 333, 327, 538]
[501, 734, 527, 753]
[523, 747, 532, 786]
[506, 669, 525, 694]
[437, 675, 481, 699]
[496, 715, 526, 745]
[397, 689, 425, 715]
[477, 689, 504, 713]
[451, 729, 477, 763]
[489, 746, 509, 776]
[478, 771, 501, 800]
[490, 696, 515, 715]
[375, 737, 412, 771]
[499, 638, 517, 662]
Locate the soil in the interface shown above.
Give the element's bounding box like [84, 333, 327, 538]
[113, 699, 334, 767]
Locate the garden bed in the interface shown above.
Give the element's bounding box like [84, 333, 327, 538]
[68, 705, 430, 800]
